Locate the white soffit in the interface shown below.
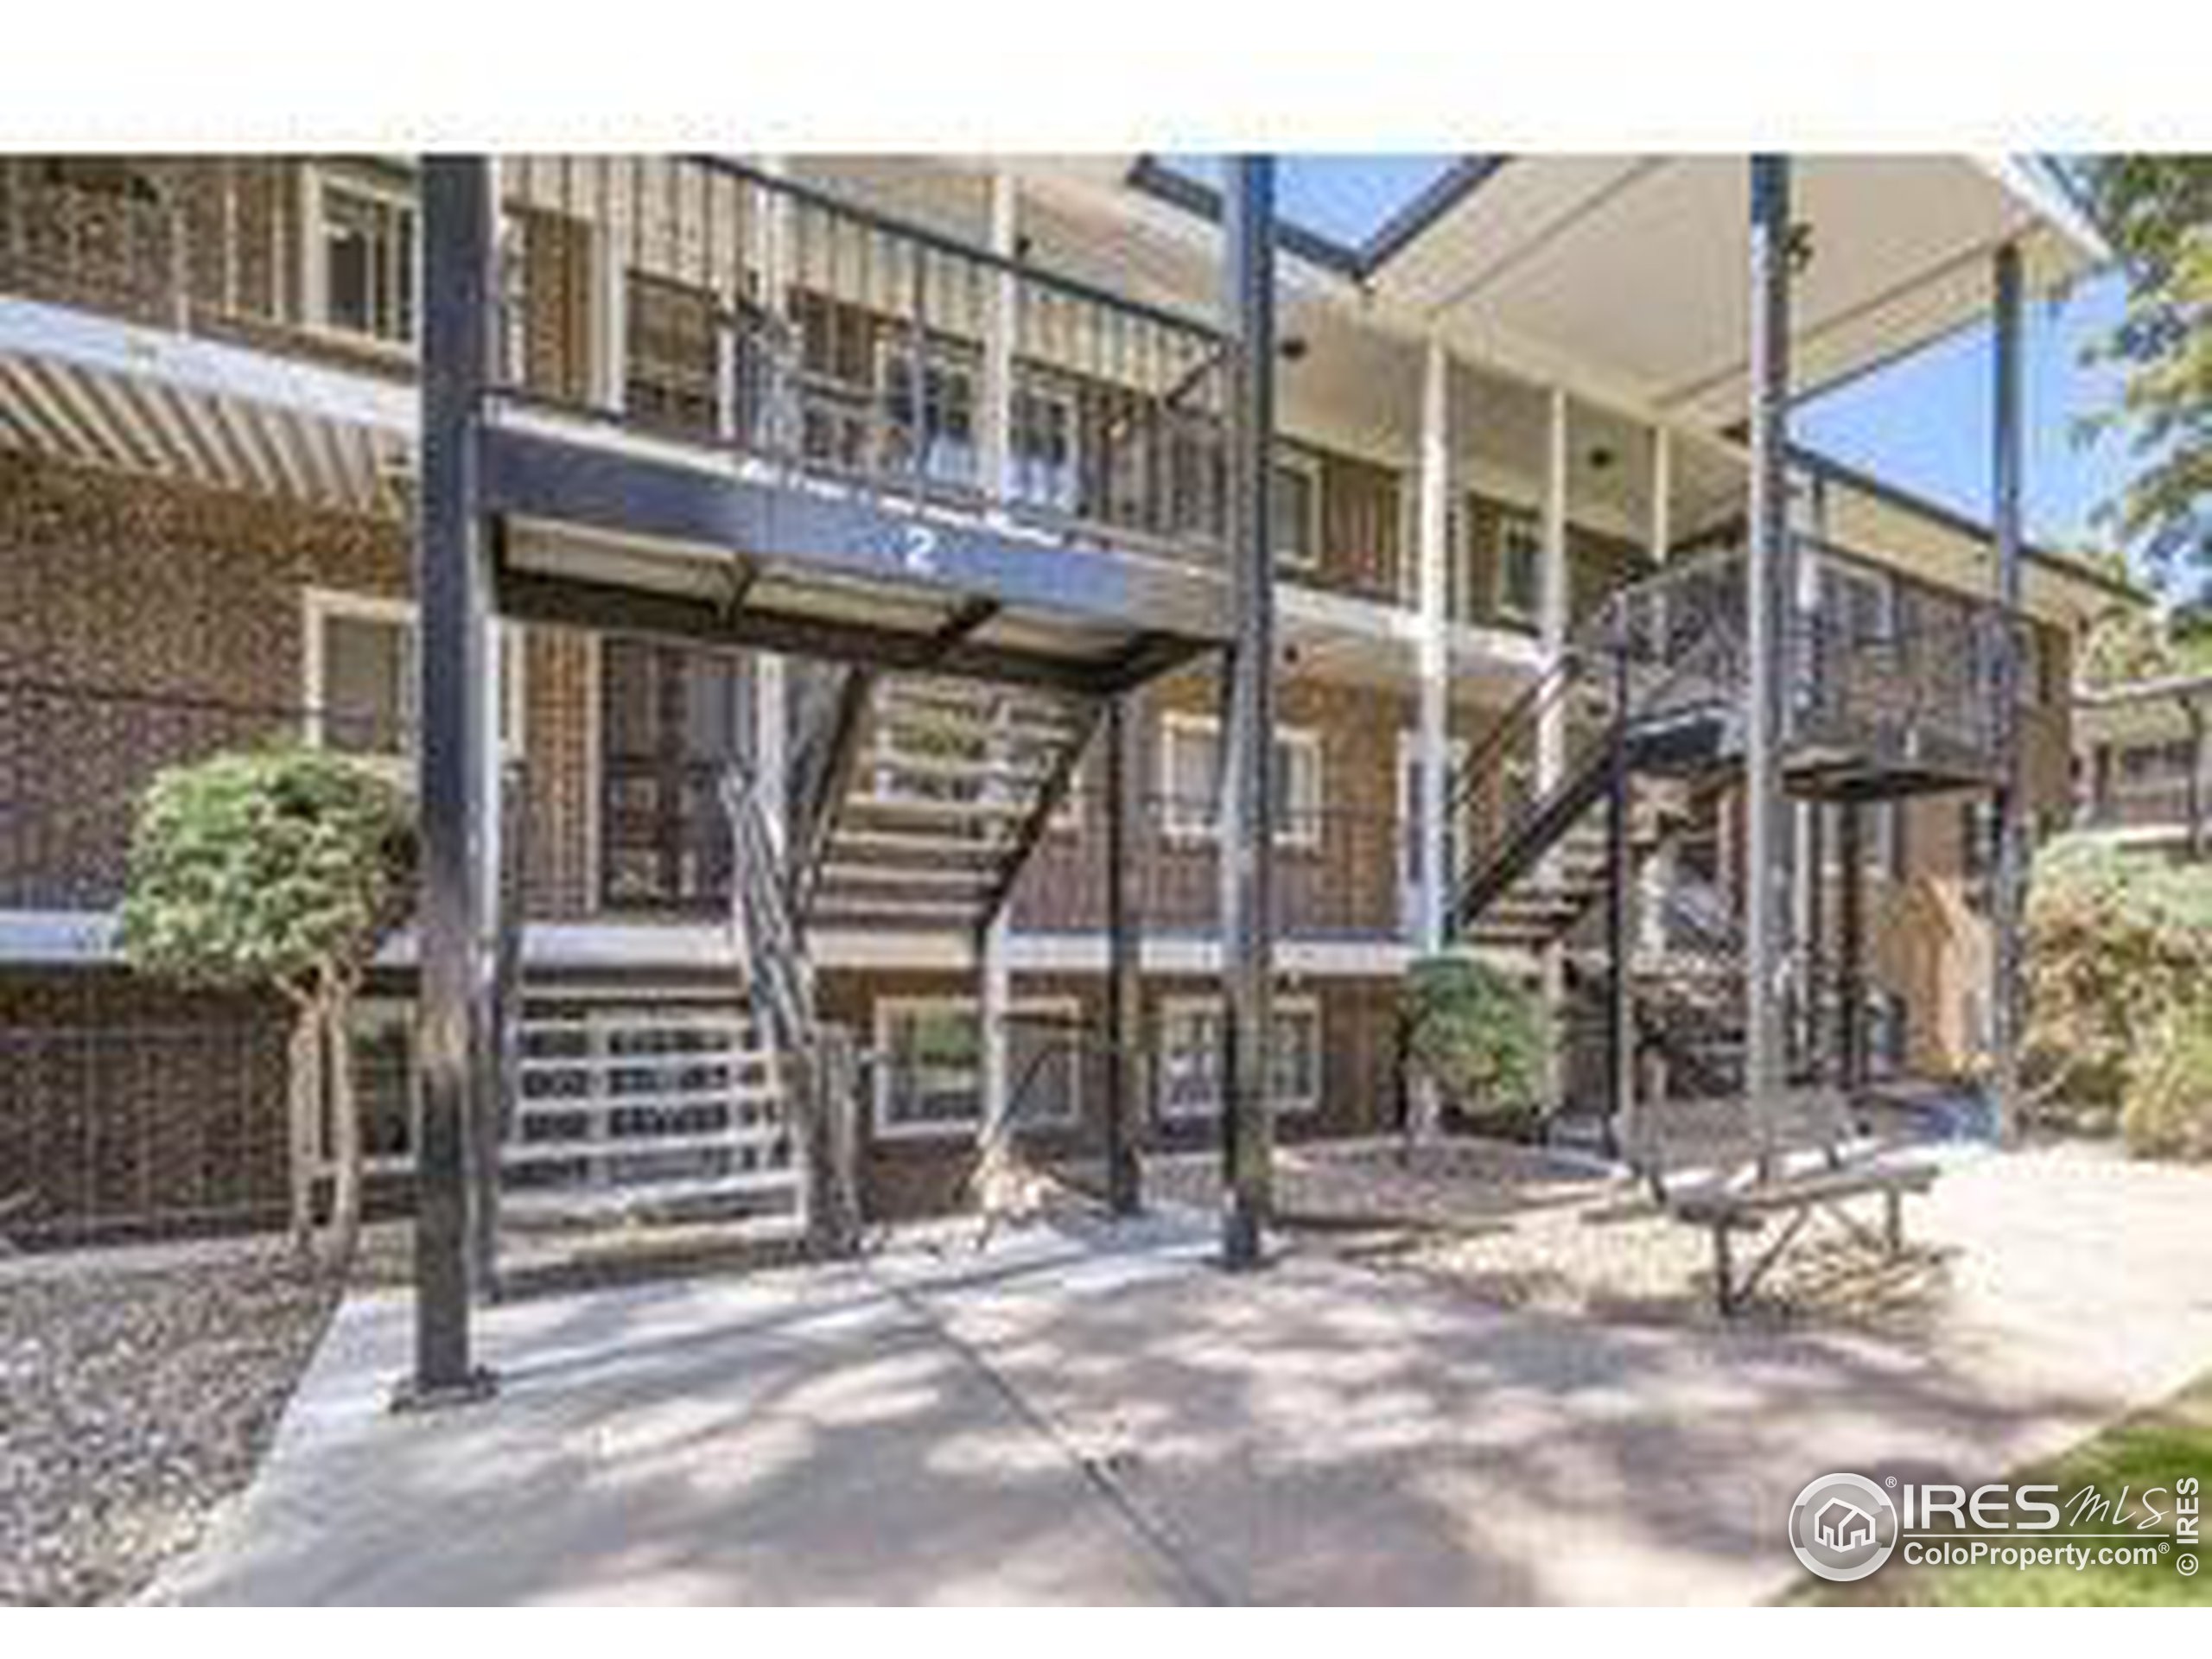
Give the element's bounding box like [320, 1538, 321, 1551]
[1366, 155, 2106, 429]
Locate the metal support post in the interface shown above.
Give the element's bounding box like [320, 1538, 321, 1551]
[1744, 154, 1797, 1161]
[1218, 156, 1277, 1271]
[402, 154, 499, 1410]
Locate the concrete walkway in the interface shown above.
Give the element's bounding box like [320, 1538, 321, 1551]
[157, 1143, 2212, 1605]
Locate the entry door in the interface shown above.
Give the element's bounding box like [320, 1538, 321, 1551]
[599, 639, 750, 912]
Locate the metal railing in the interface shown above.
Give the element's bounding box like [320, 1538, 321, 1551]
[1791, 540, 2014, 775]
[1448, 540, 2019, 918]
[489, 156, 1230, 567]
[2078, 775, 2209, 834]
[0, 156, 359, 351]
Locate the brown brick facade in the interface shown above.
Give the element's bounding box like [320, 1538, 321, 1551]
[0, 969, 292, 1243]
[0, 449, 604, 923]
[1013, 666, 1415, 939]
[520, 627, 598, 918]
[0, 451, 410, 911]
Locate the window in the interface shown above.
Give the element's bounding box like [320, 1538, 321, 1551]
[874, 996, 1080, 1139]
[1158, 714, 1322, 848]
[304, 590, 522, 767]
[1157, 995, 1322, 1122]
[1013, 381, 1080, 512]
[626, 270, 722, 436]
[1960, 797, 1999, 915]
[1166, 421, 1225, 538]
[881, 346, 977, 485]
[598, 639, 747, 912]
[1816, 559, 1894, 643]
[350, 1000, 420, 1172]
[1492, 505, 1542, 623]
[1273, 451, 1323, 571]
[315, 175, 416, 346]
[1818, 801, 1903, 883]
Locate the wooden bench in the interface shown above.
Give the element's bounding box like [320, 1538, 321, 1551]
[1622, 1089, 1939, 1315]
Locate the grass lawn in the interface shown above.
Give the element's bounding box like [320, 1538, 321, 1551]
[1791, 1370, 2212, 1606]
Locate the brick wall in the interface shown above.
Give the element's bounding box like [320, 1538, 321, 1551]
[0, 449, 604, 921]
[1012, 664, 1415, 939]
[0, 451, 410, 910]
[0, 969, 293, 1243]
[520, 627, 597, 918]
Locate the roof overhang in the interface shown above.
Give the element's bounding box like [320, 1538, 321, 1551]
[1364, 155, 2107, 427]
[0, 296, 411, 511]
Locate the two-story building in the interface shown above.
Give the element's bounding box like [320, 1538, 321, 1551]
[0, 154, 2134, 1245]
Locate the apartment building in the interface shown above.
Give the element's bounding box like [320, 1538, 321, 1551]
[0, 154, 2133, 1246]
[2075, 671, 2212, 858]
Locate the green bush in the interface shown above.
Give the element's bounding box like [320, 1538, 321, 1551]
[119, 746, 415, 1257]
[1401, 954, 1550, 1139]
[2023, 836, 2212, 1135]
[2123, 1011, 2212, 1161]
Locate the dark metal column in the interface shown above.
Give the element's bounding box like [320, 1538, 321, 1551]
[1989, 241, 2026, 1147]
[1837, 803, 1867, 1092]
[1218, 156, 1277, 1271]
[2187, 695, 2208, 861]
[1743, 155, 1797, 1154]
[1605, 636, 1633, 1151]
[1103, 691, 1144, 1216]
[402, 155, 497, 1409]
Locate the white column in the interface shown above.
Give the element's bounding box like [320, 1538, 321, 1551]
[1536, 384, 1572, 1101]
[1648, 426, 1672, 567]
[1537, 385, 1571, 792]
[977, 170, 1020, 1146]
[981, 170, 1018, 511]
[1414, 339, 1453, 957]
[749, 156, 791, 844]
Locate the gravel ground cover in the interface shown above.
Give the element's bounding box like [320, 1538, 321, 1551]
[1, 1238, 339, 1605]
[1146, 1136, 1954, 1332]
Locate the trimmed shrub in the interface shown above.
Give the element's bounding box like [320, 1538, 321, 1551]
[2122, 1011, 2212, 1161]
[119, 746, 415, 1257]
[1402, 954, 1550, 1139]
[2023, 836, 2212, 1135]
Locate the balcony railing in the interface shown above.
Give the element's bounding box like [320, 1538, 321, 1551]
[3, 156, 1234, 566]
[489, 156, 1230, 569]
[1789, 537, 2016, 777]
[0, 157, 358, 355]
[2078, 776, 2209, 835]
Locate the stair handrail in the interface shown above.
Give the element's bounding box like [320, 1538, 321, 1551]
[784, 664, 877, 916]
[964, 1012, 1147, 1239]
[720, 758, 816, 1050]
[721, 756, 862, 1251]
[1448, 547, 1751, 928]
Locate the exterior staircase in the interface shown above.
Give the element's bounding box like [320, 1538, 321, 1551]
[791, 669, 1102, 940]
[481, 662, 1105, 1279]
[499, 982, 802, 1236]
[1446, 544, 2002, 1144]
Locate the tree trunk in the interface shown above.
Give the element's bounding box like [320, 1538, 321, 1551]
[284, 997, 320, 1257]
[325, 988, 364, 1267]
